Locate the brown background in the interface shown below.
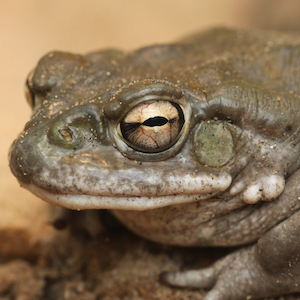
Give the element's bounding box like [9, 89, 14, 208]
[0, 0, 300, 300]
[1, 1, 300, 298]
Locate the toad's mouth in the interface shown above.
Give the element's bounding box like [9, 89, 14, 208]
[21, 175, 232, 211]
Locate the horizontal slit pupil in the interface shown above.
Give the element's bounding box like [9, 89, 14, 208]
[143, 116, 168, 127]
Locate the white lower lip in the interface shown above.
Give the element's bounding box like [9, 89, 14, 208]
[22, 182, 229, 211]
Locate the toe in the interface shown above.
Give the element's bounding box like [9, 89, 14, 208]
[160, 267, 216, 288]
[261, 174, 285, 201]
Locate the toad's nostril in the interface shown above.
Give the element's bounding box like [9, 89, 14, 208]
[47, 104, 105, 150]
[58, 128, 74, 143]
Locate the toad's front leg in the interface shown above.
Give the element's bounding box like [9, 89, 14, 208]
[161, 170, 300, 300]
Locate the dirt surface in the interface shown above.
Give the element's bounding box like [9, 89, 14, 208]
[0, 208, 220, 300]
[0, 210, 299, 300]
[0, 210, 295, 300]
[1, 1, 300, 299]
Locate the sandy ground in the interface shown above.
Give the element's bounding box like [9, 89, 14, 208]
[1, 1, 300, 299]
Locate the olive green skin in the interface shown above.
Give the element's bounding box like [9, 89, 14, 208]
[9, 28, 300, 299]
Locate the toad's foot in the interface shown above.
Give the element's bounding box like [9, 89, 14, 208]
[160, 246, 296, 300]
[161, 202, 300, 300]
[229, 172, 285, 204]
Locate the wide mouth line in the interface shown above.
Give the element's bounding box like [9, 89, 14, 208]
[22, 182, 220, 211]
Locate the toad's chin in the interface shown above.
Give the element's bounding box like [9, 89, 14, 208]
[20, 181, 231, 211]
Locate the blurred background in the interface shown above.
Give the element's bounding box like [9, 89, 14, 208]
[1, 0, 300, 238]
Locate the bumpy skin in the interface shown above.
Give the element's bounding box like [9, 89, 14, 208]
[9, 28, 300, 299]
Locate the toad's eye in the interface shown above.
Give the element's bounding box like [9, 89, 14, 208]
[119, 100, 184, 152]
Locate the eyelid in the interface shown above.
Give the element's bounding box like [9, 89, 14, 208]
[24, 80, 35, 108]
[103, 80, 185, 121]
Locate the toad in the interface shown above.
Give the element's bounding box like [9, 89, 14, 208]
[9, 28, 300, 299]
